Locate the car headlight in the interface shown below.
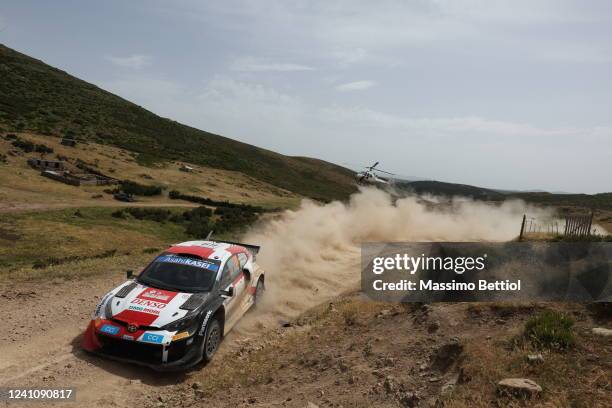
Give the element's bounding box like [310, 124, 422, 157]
[104, 295, 114, 319]
[161, 313, 200, 333]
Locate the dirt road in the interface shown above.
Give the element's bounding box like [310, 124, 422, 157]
[0, 272, 167, 407]
[0, 201, 199, 214]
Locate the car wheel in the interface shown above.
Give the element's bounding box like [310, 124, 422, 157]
[203, 318, 221, 362]
[254, 278, 265, 306]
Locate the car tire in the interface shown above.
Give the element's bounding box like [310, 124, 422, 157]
[254, 278, 264, 306]
[202, 317, 221, 362]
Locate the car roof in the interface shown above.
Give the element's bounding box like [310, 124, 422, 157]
[166, 240, 247, 263]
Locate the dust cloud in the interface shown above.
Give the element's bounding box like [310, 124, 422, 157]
[236, 187, 553, 332]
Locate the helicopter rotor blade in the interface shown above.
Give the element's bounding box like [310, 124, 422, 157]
[374, 169, 395, 175]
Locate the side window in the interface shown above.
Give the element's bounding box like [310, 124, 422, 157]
[237, 253, 248, 268]
[221, 255, 241, 286]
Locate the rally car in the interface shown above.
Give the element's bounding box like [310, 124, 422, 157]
[82, 240, 265, 370]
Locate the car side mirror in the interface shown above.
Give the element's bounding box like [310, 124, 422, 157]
[222, 286, 234, 297]
[126, 270, 133, 279]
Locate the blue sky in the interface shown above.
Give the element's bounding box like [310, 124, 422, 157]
[1, 0, 611, 193]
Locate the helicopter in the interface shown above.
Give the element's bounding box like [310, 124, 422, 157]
[355, 162, 395, 185]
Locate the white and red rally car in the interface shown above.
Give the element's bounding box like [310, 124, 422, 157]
[82, 240, 264, 370]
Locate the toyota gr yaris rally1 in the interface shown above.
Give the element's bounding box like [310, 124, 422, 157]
[82, 240, 265, 370]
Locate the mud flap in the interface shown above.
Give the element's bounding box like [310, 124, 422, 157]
[81, 320, 102, 351]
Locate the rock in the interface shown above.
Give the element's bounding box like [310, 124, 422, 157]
[306, 402, 319, 408]
[497, 378, 542, 397]
[527, 353, 544, 364]
[279, 319, 293, 328]
[430, 339, 463, 373]
[592, 327, 612, 337]
[191, 381, 202, 389]
[383, 375, 396, 393]
[398, 392, 419, 408]
[194, 389, 206, 399]
[427, 321, 440, 333]
[440, 373, 459, 395]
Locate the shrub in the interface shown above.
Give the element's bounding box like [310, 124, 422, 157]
[111, 210, 126, 219]
[34, 143, 53, 154]
[11, 138, 34, 152]
[524, 311, 575, 350]
[184, 207, 214, 238]
[118, 180, 162, 196]
[124, 208, 170, 222]
[168, 190, 268, 212]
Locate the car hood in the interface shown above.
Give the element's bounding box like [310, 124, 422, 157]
[106, 283, 194, 328]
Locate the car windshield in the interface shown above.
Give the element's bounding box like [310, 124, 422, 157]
[137, 254, 220, 293]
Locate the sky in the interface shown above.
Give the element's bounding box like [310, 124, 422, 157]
[1, 0, 611, 193]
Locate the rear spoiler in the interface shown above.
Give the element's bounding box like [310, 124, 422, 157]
[213, 240, 260, 260]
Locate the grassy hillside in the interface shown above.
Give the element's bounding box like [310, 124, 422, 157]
[0, 44, 356, 201]
[510, 192, 612, 211]
[398, 180, 507, 201]
[399, 180, 612, 211]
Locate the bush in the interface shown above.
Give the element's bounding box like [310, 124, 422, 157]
[184, 207, 214, 238]
[118, 180, 162, 196]
[524, 311, 575, 350]
[34, 143, 53, 154]
[213, 206, 258, 234]
[11, 138, 34, 152]
[111, 210, 126, 219]
[168, 190, 268, 212]
[126, 208, 170, 222]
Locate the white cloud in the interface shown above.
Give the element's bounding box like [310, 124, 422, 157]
[230, 57, 314, 72]
[106, 54, 152, 69]
[335, 80, 378, 91]
[333, 48, 368, 65]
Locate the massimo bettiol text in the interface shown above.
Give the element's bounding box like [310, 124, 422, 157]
[361, 242, 612, 302]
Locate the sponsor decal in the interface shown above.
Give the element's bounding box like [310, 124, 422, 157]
[198, 310, 213, 336]
[141, 289, 170, 301]
[137, 288, 176, 303]
[128, 304, 161, 315]
[100, 324, 120, 335]
[131, 298, 167, 309]
[156, 255, 220, 272]
[122, 334, 135, 341]
[141, 332, 164, 344]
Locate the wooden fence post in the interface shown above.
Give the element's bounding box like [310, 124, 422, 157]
[519, 214, 526, 241]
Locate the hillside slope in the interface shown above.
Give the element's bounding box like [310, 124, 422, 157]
[0, 44, 356, 201]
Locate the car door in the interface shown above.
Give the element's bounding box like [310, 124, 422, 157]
[220, 254, 247, 330]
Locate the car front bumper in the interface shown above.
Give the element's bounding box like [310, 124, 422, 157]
[82, 319, 203, 371]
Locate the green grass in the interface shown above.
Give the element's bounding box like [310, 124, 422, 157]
[0, 44, 356, 201]
[524, 311, 575, 350]
[0, 207, 190, 274]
